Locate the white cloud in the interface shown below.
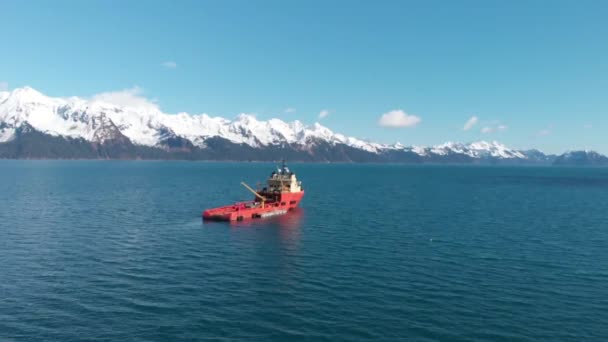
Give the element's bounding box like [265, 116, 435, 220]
[91, 86, 159, 111]
[284, 107, 296, 114]
[161, 61, 177, 69]
[536, 124, 553, 137]
[463, 116, 478, 131]
[583, 123, 593, 129]
[481, 124, 508, 134]
[537, 129, 551, 136]
[318, 109, 331, 119]
[378, 109, 421, 128]
[0, 81, 8, 91]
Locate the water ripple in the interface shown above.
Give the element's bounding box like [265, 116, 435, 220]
[1, 162, 608, 341]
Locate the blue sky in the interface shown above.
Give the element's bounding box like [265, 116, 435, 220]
[1, 0, 607, 153]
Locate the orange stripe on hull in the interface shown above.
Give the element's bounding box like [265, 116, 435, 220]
[203, 191, 304, 221]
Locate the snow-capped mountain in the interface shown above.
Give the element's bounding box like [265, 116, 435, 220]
[0, 86, 384, 151]
[399, 141, 526, 159]
[0, 86, 600, 164]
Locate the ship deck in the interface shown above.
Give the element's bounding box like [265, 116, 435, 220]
[203, 191, 304, 221]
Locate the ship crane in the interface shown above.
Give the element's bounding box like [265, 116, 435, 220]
[240, 182, 267, 208]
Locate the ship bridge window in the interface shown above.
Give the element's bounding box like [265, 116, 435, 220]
[289, 200, 296, 204]
[281, 202, 286, 206]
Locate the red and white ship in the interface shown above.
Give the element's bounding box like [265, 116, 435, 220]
[202, 161, 305, 221]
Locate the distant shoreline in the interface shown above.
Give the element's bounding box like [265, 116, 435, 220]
[2, 158, 607, 167]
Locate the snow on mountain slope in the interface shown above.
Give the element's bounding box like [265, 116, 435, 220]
[0, 91, 9, 103]
[0, 87, 382, 150]
[0, 86, 529, 159]
[0, 127, 14, 143]
[389, 141, 526, 159]
[429, 141, 526, 159]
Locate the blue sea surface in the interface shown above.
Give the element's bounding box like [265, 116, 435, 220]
[1, 161, 607, 341]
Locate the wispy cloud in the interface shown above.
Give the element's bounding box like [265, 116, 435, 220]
[284, 107, 296, 114]
[463, 116, 478, 131]
[535, 124, 554, 137]
[318, 109, 331, 119]
[378, 109, 421, 128]
[161, 61, 177, 69]
[0, 81, 8, 91]
[537, 128, 551, 136]
[481, 124, 508, 134]
[91, 86, 159, 111]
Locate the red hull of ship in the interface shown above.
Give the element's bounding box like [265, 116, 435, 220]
[203, 191, 304, 221]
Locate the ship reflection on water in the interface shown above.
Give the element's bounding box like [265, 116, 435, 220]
[262, 207, 304, 230]
[202, 208, 304, 254]
[203, 207, 304, 229]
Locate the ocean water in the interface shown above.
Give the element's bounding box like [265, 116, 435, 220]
[1, 161, 607, 341]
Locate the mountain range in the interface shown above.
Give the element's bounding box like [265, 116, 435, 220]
[0, 87, 605, 165]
